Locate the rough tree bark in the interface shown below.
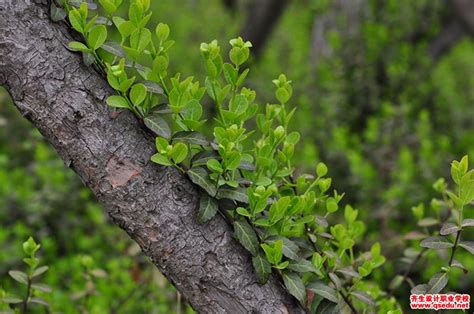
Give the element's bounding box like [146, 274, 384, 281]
[0, 1, 304, 313]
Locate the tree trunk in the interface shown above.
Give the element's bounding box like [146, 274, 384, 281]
[0, 1, 304, 313]
[241, 0, 289, 57]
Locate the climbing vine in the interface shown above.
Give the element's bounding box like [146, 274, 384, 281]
[37, 0, 474, 312]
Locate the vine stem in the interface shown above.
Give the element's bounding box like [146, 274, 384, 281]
[448, 230, 461, 266]
[22, 277, 31, 314]
[308, 239, 358, 314]
[387, 248, 427, 298]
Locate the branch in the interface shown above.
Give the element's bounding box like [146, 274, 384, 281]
[0, 1, 304, 312]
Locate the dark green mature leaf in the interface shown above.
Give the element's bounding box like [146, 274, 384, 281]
[411, 284, 429, 294]
[198, 194, 218, 223]
[336, 267, 361, 279]
[31, 283, 52, 293]
[187, 167, 217, 196]
[51, 3, 67, 21]
[314, 299, 338, 314]
[308, 281, 339, 303]
[351, 291, 375, 306]
[233, 220, 259, 256]
[252, 253, 271, 284]
[458, 241, 474, 254]
[101, 41, 125, 57]
[238, 161, 256, 171]
[82, 51, 95, 66]
[287, 259, 318, 273]
[30, 297, 49, 306]
[191, 151, 219, 166]
[144, 113, 171, 138]
[440, 223, 460, 235]
[216, 187, 248, 203]
[142, 81, 164, 94]
[1, 297, 23, 304]
[451, 259, 468, 274]
[462, 218, 474, 227]
[267, 236, 300, 260]
[173, 131, 210, 146]
[282, 272, 306, 304]
[420, 236, 453, 249]
[8, 270, 28, 285]
[427, 272, 448, 293]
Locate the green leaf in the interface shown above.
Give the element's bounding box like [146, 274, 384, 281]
[282, 272, 306, 304]
[307, 281, 338, 303]
[32, 265, 49, 278]
[172, 131, 210, 146]
[351, 291, 375, 306]
[68, 41, 90, 52]
[183, 100, 203, 121]
[427, 272, 448, 293]
[287, 259, 318, 273]
[187, 167, 217, 196]
[8, 270, 28, 285]
[197, 194, 218, 223]
[31, 283, 52, 293]
[88, 25, 107, 50]
[113, 17, 135, 38]
[440, 223, 460, 235]
[458, 241, 474, 254]
[69, 9, 84, 33]
[171, 142, 188, 164]
[106, 95, 129, 109]
[99, 0, 117, 14]
[236, 207, 251, 217]
[129, 83, 147, 106]
[233, 220, 259, 256]
[155, 23, 170, 42]
[267, 236, 300, 260]
[144, 113, 171, 139]
[420, 236, 453, 249]
[151, 153, 172, 166]
[252, 253, 271, 284]
[229, 94, 248, 115]
[130, 28, 151, 52]
[316, 162, 328, 177]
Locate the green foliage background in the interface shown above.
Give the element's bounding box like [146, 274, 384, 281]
[1, 0, 473, 312]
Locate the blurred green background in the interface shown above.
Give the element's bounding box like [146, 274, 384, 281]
[1, 0, 473, 312]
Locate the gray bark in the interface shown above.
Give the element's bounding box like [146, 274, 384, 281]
[0, 1, 304, 313]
